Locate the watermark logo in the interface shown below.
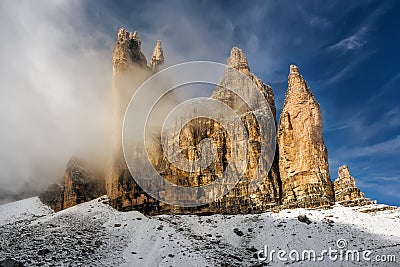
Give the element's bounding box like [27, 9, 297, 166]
[122, 61, 276, 207]
[256, 238, 397, 263]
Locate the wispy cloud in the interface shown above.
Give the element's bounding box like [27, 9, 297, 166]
[329, 27, 368, 51]
[328, 4, 389, 53]
[339, 135, 400, 158]
[324, 106, 400, 142]
[327, 52, 373, 83]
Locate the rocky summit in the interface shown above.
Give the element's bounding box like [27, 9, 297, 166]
[41, 28, 373, 214]
[334, 165, 375, 207]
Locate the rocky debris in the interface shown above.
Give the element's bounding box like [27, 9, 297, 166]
[233, 228, 244, 236]
[334, 165, 374, 206]
[298, 214, 312, 224]
[0, 198, 127, 266]
[0, 258, 24, 267]
[2, 196, 400, 266]
[39, 158, 105, 211]
[278, 65, 334, 209]
[149, 40, 164, 71]
[37, 249, 50, 256]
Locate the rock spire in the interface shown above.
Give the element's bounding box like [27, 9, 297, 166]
[150, 40, 164, 71]
[112, 28, 147, 74]
[278, 65, 334, 208]
[333, 165, 374, 206]
[227, 47, 250, 74]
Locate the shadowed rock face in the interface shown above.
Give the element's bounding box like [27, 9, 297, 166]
[333, 165, 374, 206]
[39, 158, 105, 212]
[39, 183, 64, 212]
[278, 65, 334, 208]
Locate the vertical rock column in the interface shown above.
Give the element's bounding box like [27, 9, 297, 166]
[149, 40, 164, 72]
[107, 28, 153, 210]
[278, 65, 334, 208]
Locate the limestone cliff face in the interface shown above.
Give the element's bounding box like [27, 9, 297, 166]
[333, 165, 373, 206]
[41, 28, 375, 213]
[153, 47, 281, 213]
[209, 47, 281, 211]
[108, 35, 281, 213]
[39, 158, 105, 212]
[278, 65, 334, 208]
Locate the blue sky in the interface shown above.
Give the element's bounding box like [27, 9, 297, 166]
[81, 0, 400, 205]
[0, 1, 398, 205]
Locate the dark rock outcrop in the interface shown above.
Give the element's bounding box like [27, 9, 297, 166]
[39, 183, 64, 212]
[40, 158, 105, 211]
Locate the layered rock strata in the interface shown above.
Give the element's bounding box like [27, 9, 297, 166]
[333, 165, 374, 206]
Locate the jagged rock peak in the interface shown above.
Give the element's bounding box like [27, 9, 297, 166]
[289, 64, 299, 74]
[287, 64, 308, 92]
[113, 28, 147, 73]
[338, 164, 351, 178]
[227, 47, 250, 74]
[334, 165, 366, 202]
[150, 40, 164, 71]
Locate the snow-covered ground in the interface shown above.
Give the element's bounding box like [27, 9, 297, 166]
[1, 197, 399, 266]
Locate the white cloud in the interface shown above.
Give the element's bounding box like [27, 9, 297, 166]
[329, 27, 368, 51]
[0, 0, 114, 192]
[338, 135, 400, 159]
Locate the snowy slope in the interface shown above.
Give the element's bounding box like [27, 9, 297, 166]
[1, 197, 399, 266]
